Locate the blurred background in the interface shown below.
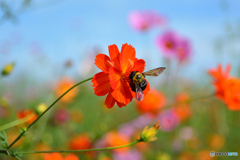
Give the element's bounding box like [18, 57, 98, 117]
[0, 0, 240, 160]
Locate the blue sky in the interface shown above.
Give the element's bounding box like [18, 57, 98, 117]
[0, 0, 240, 81]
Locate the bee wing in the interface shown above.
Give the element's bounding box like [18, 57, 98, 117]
[142, 67, 166, 76]
[135, 83, 144, 101]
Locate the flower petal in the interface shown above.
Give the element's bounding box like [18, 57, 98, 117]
[109, 44, 121, 71]
[116, 101, 126, 108]
[109, 67, 121, 90]
[143, 80, 150, 95]
[111, 80, 133, 105]
[92, 72, 111, 96]
[105, 93, 116, 109]
[132, 58, 146, 73]
[95, 54, 112, 73]
[120, 43, 136, 73]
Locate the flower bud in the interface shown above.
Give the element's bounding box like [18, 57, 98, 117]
[1, 62, 15, 76]
[36, 103, 47, 115]
[140, 121, 160, 142]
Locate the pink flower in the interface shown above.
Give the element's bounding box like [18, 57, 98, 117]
[157, 109, 180, 132]
[128, 10, 166, 32]
[176, 38, 192, 63]
[155, 31, 179, 57]
[113, 149, 142, 160]
[54, 108, 69, 124]
[156, 31, 192, 63]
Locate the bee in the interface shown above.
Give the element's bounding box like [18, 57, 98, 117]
[129, 67, 166, 101]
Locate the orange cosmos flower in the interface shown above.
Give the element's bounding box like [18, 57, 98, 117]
[44, 153, 79, 160]
[69, 133, 91, 150]
[17, 109, 38, 124]
[92, 43, 150, 108]
[173, 93, 191, 121]
[65, 154, 79, 160]
[136, 88, 166, 115]
[44, 153, 64, 160]
[104, 131, 130, 152]
[208, 64, 240, 110]
[208, 64, 231, 100]
[55, 77, 78, 103]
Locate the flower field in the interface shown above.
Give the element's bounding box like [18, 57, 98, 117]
[0, 1, 240, 160]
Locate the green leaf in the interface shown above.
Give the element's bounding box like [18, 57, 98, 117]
[1, 144, 7, 150]
[15, 156, 22, 160]
[6, 150, 10, 156]
[2, 131, 7, 141]
[0, 132, 4, 139]
[0, 133, 5, 141]
[17, 154, 23, 157]
[19, 127, 27, 137]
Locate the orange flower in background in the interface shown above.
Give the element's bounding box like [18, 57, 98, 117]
[17, 109, 38, 124]
[69, 133, 91, 150]
[44, 153, 79, 160]
[208, 64, 240, 110]
[136, 88, 166, 115]
[30, 142, 51, 160]
[209, 134, 225, 151]
[223, 78, 240, 110]
[208, 64, 231, 100]
[44, 153, 64, 160]
[65, 154, 79, 160]
[55, 77, 78, 103]
[173, 93, 191, 121]
[104, 131, 130, 152]
[92, 43, 150, 109]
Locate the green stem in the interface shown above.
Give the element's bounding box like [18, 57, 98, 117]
[187, 94, 215, 103]
[0, 114, 34, 132]
[17, 140, 140, 155]
[7, 77, 93, 150]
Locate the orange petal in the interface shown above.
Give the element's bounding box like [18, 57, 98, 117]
[143, 80, 150, 95]
[116, 101, 126, 108]
[109, 67, 121, 90]
[109, 44, 121, 71]
[44, 153, 64, 160]
[132, 58, 146, 73]
[105, 93, 116, 109]
[120, 43, 136, 73]
[65, 154, 79, 160]
[95, 54, 112, 73]
[111, 80, 133, 105]
[92, 72, 111, 96]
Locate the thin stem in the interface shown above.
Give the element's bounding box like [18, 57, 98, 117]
[165, 93, 215, 109]
[7, 77, 93, 150]
[187, 94, 215, 103]
[0, 114, 34, 132]
[17, 140, 140, 155]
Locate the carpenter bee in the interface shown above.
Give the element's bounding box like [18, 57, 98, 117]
[129, 67, 166, 101]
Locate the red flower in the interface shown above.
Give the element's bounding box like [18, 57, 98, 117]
[208, 64, 240, 110]
[92, 43, 150, 108]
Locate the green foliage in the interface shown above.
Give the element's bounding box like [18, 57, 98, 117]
[0, 131, 8, 150]
[18, 127, 27, 137]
